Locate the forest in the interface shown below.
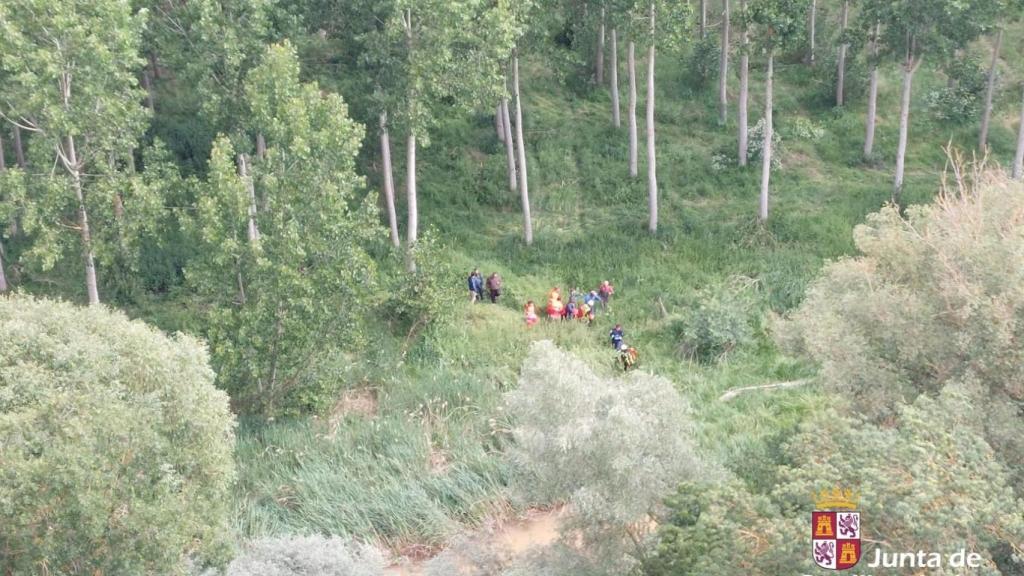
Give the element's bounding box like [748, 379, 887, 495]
[2, 0, 1024, 574]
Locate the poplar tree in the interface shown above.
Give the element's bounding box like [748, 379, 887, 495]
[860, 0, 1000, 203]
[189, 43, 379, 414]
[749, 0, 809, 223]
[0, 0, 151, 305]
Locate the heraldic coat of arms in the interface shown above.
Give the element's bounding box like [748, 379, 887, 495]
[811, 488, 861, 570]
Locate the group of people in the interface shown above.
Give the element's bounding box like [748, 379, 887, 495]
[523, 281, 615, 327]
[467, 270, 636, 370]
[467, 269, 502, 304]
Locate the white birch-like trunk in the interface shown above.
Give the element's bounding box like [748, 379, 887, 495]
[513, 53, 533, 245]
[894, 51, 921, 203]
[1014, 85, 1024, 179]
[502, 98, 517, 190]
[647, 4, 658, 233]
[759, 50, 774, 223]
[836, 0, 849, 107]
[13, 125, 25, 168]
[864, 22, 880, 157]
[597, 8, 605, 85]
[979, 28, 1003, 151]
[611, 28, 621, 127]
[807, 0, 816, 65]
[628, 41, 638, 177]
[700, 0, 707, 39]
[256, 133, 266, 159]
[719, 0, 730, 124]
[496, 103, 505, 142]
[0, 143, 5, 292]
[380, 112, 400, 247]
[65, 135, 100, 305]
[0, 241, 7, 293]
[738, 1, 750, 166]
[239, 154, 260, 244]
[406, 132, 418, 253]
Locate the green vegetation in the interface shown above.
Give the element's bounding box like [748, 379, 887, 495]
[0, 296, 235, 574]
[3, 0, 1024, 573]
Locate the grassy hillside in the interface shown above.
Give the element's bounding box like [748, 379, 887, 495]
[229, 32, 1021, 555]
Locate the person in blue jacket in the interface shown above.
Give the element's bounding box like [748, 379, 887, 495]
[467, 268, 484, 302]
[610, 324, 624, 349]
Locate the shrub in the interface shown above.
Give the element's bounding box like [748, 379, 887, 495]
[685, 33, 720, 88]
[505, 341, 706, 574]
[783, 116, 825, 142]
[925, 57, 987, 124]
[0, 296, 236, 575]
[648, 388, 1024, 575]
[776, 168, 1024, 487]
[671, 281, 757, 362]
[746, 118, 782, 168]
[226, 535, 385, 576]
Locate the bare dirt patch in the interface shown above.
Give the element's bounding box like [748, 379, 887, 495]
[384, 506, 566, 575]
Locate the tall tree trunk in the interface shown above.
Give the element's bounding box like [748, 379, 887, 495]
[628, 41, 638, 177]
[1013, 84, 1024, 180]
[719, 0, 730, 125]
[647, 4, 658, 233]
[0, 240, 7, 293]
[13, 125, 25, 168]
[64, 135, 100, 305]
[512, 53, 533, 245]
[141, 70, 155, 112]
[502, 98, 517, 190]
[759, 49, 774, 223]
[0, 139, 5, 293]
[597, 8, 606, 85]
[406, 132, 418, 257]
[979, 28, 1003, 151]
[256, 133, 267, 159]
[239, 154, 260, 244]
[894, 48, 922, 204]
[611, 28, 621, 127]
[738, 0, 750, 166]
[864, 22, 880, 158]
[700, 0, 707, 39]
[836, 0, 849, 107]
[807, 0, 816, 65]
[380, 112, 400, 247]
[496, 103, 505, 142]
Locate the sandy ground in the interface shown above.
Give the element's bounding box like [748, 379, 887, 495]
[384, 507, 564, 575]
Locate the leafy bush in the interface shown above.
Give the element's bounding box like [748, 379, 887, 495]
[777, 169, 1024, 487]
[925, 57, 987, 124]
[0, 296, 236, 575]
[505, 341, 706, 574]
[671, 281, 757, 362]
[648, 387, 1024, 575]
[685, 33, 720, 88]
[783, 116, 825, 142]
[226, 535, 385, 576]
[746, 118, 782, 168]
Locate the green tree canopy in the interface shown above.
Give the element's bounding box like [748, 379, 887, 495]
[187, 42, 381, 415]
[0, 296, 236, 574]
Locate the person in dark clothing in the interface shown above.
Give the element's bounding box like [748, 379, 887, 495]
[486, 272, 503, 303]
[468, 268, 484, 302]
[610, 324, 624, 349]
